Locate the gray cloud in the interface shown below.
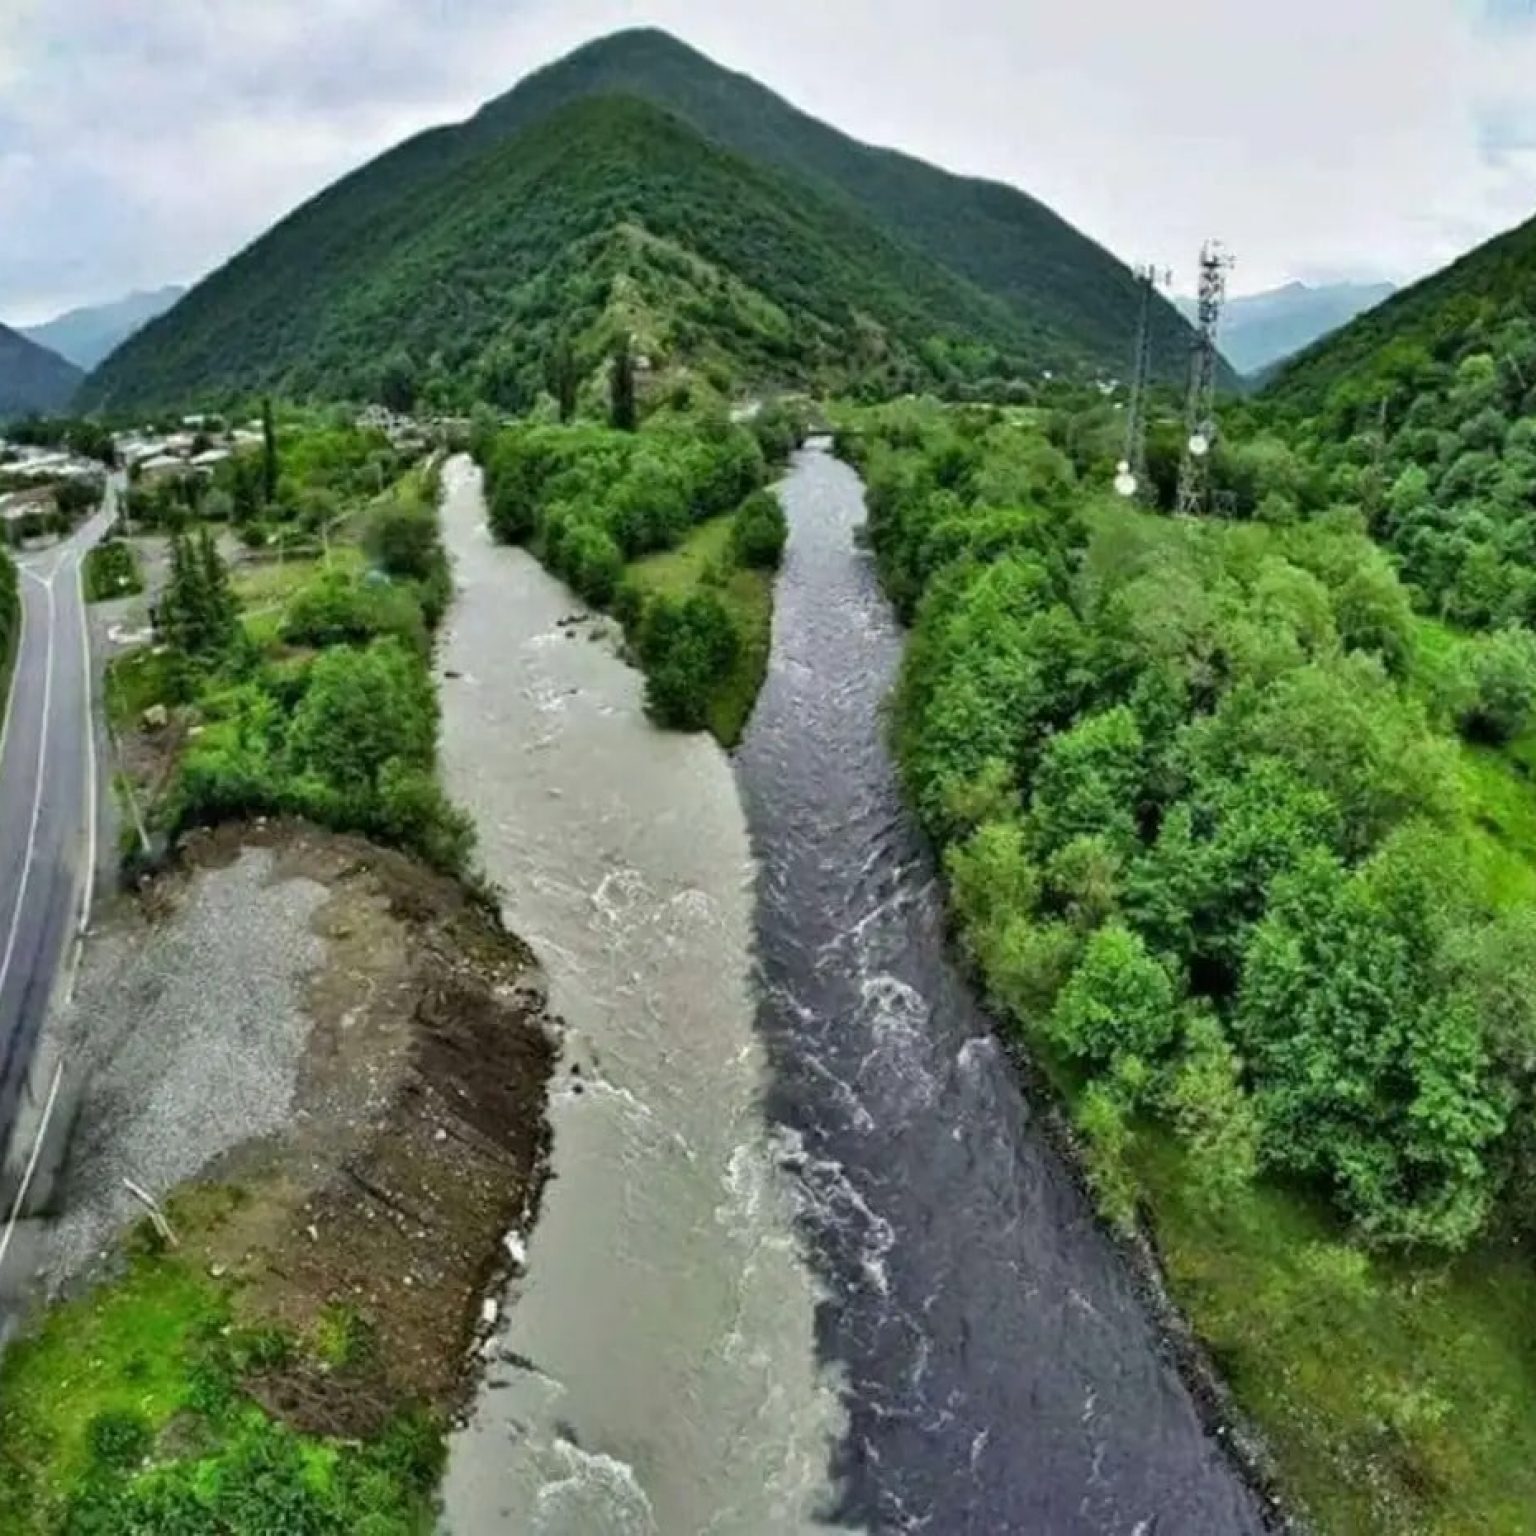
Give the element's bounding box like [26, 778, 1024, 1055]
[3, 0, 1535, 324]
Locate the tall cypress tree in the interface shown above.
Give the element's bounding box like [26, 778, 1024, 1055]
[261, 396, 280, 506]
[198, 528, 238, 651]
[609, 333, 637, 433]
[550, 336, 579, 423]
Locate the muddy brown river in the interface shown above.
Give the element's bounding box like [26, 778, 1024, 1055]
[436, 456, 848, 1534]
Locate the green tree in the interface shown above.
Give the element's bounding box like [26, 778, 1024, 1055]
[1166, 1006, 1260, 1207]
[730, 490, 788, 569]
[609, 333, 638, 433]
[1455, 626, 1536, 744]
[549, 335, 579, 423]
[637, 591, 738, 729]
[287, 638, 436, 800]
[156, 530, 237, 662]
[261, 396, 280, 505]
[1048, 922, 1179, 1075]
[1234, 832, 1504, 1248]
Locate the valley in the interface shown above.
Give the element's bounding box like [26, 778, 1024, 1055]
[4, 16, 1536, 1536]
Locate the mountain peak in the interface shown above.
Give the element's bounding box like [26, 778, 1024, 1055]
[82, 29, 1215, 411]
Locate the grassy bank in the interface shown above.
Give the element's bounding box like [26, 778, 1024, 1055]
[0, 1195, 442, 1532]
[1135, 1133, 1536, 1531]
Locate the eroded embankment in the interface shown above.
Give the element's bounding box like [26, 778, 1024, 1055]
[31, 818, 553, 1432]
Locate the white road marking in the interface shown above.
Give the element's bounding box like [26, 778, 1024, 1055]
[0, 578, 57, 1009]
[72, 549, 98, 933]
[0, 503, 116, 1282]
[0, 1058, 63, 1278]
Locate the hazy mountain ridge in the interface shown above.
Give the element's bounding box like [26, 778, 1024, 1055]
[1264, 211, 1536, 414]
[1175, 279, 1395, 375]
[20, 285, 186, 372]
[0, 324, 83, 420]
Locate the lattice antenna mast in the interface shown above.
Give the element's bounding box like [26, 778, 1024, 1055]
[1175, 241, 1234, 516]
[1115, 263, 1171, 503]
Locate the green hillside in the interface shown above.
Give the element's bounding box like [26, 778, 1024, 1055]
[0, 324, 82, 419]
[1264, 210, 1536, 422]
[83, 95, 1053, 413]
[83, 30, 1212, 413]
[470, 29, 1209, 386]
[1256, 209, 1536, 632]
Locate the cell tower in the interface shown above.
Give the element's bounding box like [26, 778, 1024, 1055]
[1174, 240, 1234, 517]
[1115, 263, 1171, 503]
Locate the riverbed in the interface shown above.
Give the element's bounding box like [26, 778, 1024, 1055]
[734, 441, 1265, 1533]
[435, 445, 1264, 1534]
[435, 456, 849, 1534]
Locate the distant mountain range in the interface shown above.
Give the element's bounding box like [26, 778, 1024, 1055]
[20, 285, 186, 373]
[1176, 280, 1396, 377]
[1264, 209, 1536, 416]
[81, 28, 1219, 413]
[0, 325, 82, 420]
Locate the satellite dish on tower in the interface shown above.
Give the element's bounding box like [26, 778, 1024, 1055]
[1114, 471, 1138, 498]
[1188, 432, 1210, 458]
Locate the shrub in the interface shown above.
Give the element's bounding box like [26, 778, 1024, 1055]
[730, 490, 788, 569]
[281, 569, 427, 654]
[637, 591, 740, 730]
[85, 1409, 153, 1473]
[1455, 626, 1536, 743]
[1048, 922, 1179, 1072]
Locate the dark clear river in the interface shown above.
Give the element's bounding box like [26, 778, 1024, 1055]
[735, 442, 1265, 1534]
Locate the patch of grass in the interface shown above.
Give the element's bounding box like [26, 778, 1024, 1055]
[230, 546, 361, 609]
[105, 645, 180, 733]
[0, 1247, 227, 1525]
[1135, 1131, 1536, 1534]
[627, 512, 774, 747]
[83, 540, 144, 603]
[0, 1196, 442, 1533]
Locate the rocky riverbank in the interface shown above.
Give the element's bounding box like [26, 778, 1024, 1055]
[30, 817, 554, 1433]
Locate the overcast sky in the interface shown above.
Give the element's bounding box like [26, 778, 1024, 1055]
[4, 0, 1536, 325]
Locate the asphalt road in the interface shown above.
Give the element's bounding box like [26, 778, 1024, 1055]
[0, 494, 114, 1186]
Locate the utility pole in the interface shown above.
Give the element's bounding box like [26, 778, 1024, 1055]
[1115, 263, 1171, 503]
[1175, 241, 1234, 517]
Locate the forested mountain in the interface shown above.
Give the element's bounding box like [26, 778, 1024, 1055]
[84, 96, 1050, 413]
[82, 29, 1211, 413]
[466, 29, 1209, 387]
[0, 325, 82, 419]
[1254, 208, 1536, 631]
[1264, 210, 1536, 418]
[20, 285, 186, 371]
[1175, 279, 1394, 375]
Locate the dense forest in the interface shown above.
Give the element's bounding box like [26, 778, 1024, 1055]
[84, 97, 1048, 415]
[1239, 210, 1536, 645]
[841, 388, 1536, 1529]
[80, 30, 1213, 415]
[467, 29, 1209, 388]
[477, 397, 800, 740]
